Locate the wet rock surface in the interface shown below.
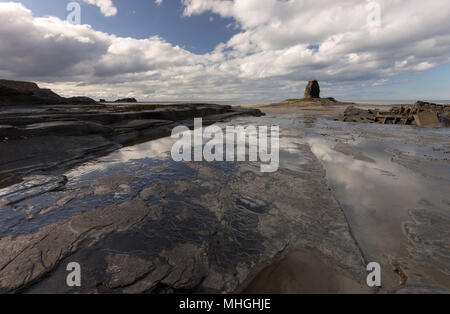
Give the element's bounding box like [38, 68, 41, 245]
[0, 113, 449, 294]
[293, 115, 450, 293]
[0, 126, 365, 293]
[404, 209, 450, 276]
[0, 95, 263, 186]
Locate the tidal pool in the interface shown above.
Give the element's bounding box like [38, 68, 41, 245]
[275, 116, 450, 292]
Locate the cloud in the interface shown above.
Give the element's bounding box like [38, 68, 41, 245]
[83, 0, 117, 17]
[155, 0, 163, 6]
[0, 1, 450, 101]
[181, 0, 450, 79]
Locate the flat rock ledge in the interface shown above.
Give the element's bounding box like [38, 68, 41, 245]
[0, 102, 263, 186]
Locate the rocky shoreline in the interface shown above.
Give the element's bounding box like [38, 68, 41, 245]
[0, 79, 448, 294]
[0, 80, 263, 186]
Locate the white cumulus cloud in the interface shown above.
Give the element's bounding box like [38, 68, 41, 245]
[0, 1, 450, 101]
[83, 0, 117, 17]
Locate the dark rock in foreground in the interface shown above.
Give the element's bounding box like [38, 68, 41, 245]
[304, 80, 320, 98]
[0, 136, 365, 294]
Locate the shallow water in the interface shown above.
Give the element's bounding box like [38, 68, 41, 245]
[280, 116, 450, 290]
[229, 114, 450, 291]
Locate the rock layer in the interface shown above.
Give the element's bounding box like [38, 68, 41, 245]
[0, 98, 263, 186]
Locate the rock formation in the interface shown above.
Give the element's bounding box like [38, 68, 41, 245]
[338, 101, 450, 127]
[304, 80, 320, 98]
[0, 79, 97, 106]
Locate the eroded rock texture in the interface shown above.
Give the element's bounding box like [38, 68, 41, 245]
[0, 92, 263, 186]
[0, 141, 365, 293]
[339, 101, 450, 127]
[404, 209, 450, 276]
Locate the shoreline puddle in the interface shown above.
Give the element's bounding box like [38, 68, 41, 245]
[299, 117, 450, 291]
[244, 248, 370, 294]
[240, 114, 450, 293]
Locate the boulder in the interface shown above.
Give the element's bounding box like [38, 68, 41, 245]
[304, 80, 320, 98]
[414, 112, 440, 127]
[440, 113, 450, 127]
[338, 106, 374, 123]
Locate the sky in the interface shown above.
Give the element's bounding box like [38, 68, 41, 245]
[0, 0, 449, 102]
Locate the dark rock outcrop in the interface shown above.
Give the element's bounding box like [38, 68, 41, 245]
[64, 96, 98, 105]
[0, 79, 97, 106]
[115, 98, 137, 103]
[304, 80, 320, 98]
[0, 80, 63, 106]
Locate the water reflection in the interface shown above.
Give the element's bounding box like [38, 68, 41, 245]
[1, 114, 449, 290]
[293, 118, 450, 290]
[306, 136, 429, 257]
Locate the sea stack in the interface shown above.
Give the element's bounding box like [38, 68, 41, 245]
[304, 80, 320, 98]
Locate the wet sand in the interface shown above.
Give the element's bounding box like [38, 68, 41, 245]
[244, 248, 371, 294]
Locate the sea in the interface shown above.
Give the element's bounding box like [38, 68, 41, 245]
[109, 99, 450, 106]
